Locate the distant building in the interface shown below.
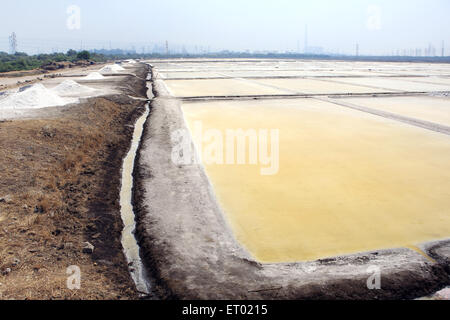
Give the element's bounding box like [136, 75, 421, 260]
[305, 46, 324, 55]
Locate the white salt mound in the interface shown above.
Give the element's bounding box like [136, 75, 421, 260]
[84, 72, 105, 80]
[0, 89, 17, 101]
[99, 64, 125, 74]
[52, 80, 95, 96]
[0, 83, 75, 110]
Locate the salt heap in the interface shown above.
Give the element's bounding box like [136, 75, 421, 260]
[51, 80, 96, 96]
[0, 89, 17, 101]
[99, 64, 125, 74]
[84, 72, 105, 80]
[0, 83, 74, 110]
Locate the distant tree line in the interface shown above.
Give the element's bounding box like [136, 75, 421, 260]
[2, 49, 450, 73]
[94, 50, 450, 63]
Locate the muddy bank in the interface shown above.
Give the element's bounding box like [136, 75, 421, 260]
[132, 68, 173, 300]
[0, 64, 150, 299]
[133, 69, 450, 300]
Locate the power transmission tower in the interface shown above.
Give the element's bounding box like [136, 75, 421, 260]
[356, 43, 359, 57]
[165, 40, 169, 55]
[9, 32, 17, 54]
[442, 41, 445, 57]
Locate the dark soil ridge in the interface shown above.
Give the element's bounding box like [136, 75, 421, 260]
[133, 66, 175, 300]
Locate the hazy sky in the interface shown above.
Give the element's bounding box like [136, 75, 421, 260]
[1, 0, 449, 55]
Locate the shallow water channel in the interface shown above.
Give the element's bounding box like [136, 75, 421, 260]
[119, 89, 151, 295]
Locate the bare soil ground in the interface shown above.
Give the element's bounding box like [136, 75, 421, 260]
[0, 66, 149, 299]
[0, 63, 107, 91]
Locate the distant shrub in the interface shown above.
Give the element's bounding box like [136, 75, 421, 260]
[0, 50, 107, 73]
[76, 51, 91, 60]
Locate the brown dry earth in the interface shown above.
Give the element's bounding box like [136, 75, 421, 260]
[0, 62, 108, 91]
[0, 66, 149, 299]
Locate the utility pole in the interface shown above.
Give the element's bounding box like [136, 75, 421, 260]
[166, 40, 169, 55]
[9, 32, 17, 54]
[356, 43, 359, 57]
[442, 41, 445, 57]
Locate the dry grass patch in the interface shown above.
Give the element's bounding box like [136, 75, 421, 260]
[0, 97, 144, 299]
